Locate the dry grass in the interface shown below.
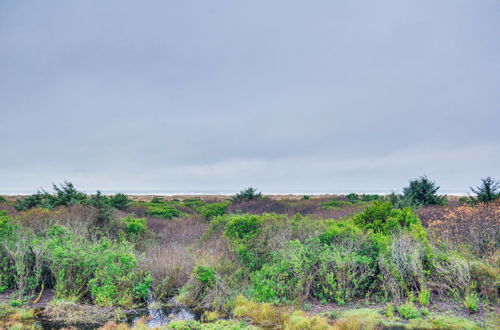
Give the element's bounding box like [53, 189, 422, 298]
[43, 300, 124, 325]
[422, 201, 500, 257]
[139, 216, 209, 299]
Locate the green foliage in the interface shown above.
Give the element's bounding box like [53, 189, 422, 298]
[251, 240, 315, 303]
[470, 176, 499, 203]
[0, 220, 150, 307]
[402, 176, 446, 207]
[167, 319, 252, 329]
[16, 182, 89, 211]
[194, 264, 216, 288]
[121, 215, 147, 238]
[198, 201, 229, 218]
[346, 193, 380, 203]
[418, 287, 431, 306]
[41, 225, 149, 306]
[397, 301, 419, 319]
[147, 203, 182, 219]
[151, 197, 164, 203]
[463, 292, 479, 313]
[251, 238, 375, 304]
[224, 214, 262, 241]
[384, 304, 394, 318]
[321, 199, 351, 209]
[87, 191, 114, 226]
[408, 314, 480, 330]
[232, 187, 262, 201]
[108, 193, 131, 210]
[0, 196, 6, 203]
[302, 195, 311, 200]
[352, 200, 421, 235]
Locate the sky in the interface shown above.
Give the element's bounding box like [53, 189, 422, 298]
[1, 0, 499, 194]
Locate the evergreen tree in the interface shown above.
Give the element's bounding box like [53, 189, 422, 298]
[470, 177, 499, 203]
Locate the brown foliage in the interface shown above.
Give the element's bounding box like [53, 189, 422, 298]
[421, 201, 500, 257]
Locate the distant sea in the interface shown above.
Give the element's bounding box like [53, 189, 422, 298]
[0, 189, 469, 196]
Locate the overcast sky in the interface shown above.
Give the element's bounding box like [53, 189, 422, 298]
[1, 0, 499, 194]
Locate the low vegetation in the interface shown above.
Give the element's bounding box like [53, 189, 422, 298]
[0, 177, 498, 329]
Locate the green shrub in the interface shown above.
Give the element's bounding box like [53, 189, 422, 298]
[232, 187, 262, 201]
[384, 304, 394, 317]
[16, 181, 88, 211]
[321, 199, 351, 209]
[463, 292, 479, 313]
[121, 216, 147, 238]
[418, 287, 431, 306]
[352, 201, 421, 235]
[40, 225, 150, 306]
[194, 265, 216, 288]
[151, 197, 164, 203]
[251, 240, 315, 303]
[108, 193, 131, 210]
[198, 201, 230, 218]
[346, 193, 358, 203]
[397, 301, 419, 319]
[224, 214, 262, 241]
[147, 203, 181, 219]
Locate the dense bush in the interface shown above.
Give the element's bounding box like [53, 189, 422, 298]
[15, 182, 88, 211]
[232, 187, 262, 201]
[189, 203, 468, 308]
[198, 201, 230, 218]
[0, 213, 150, 307]
[121, 215, 147, 239]
[147, 203, 182, 219]
[425, 201, 500, 257]
[108, 193, 131, 210]
[352, 201, 421, 235]
[402, 176, 446, 207]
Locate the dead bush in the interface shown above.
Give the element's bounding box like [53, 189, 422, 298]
[424, 201, 500, 257]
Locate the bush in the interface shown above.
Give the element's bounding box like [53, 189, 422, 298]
[198, 201, 230, 219]
[352, 201, 421, 235]
[232, 187, 262, 201]
[0, 216, 151, 306]
[224, 214, 262, 241]
[42, 226, 150, 306]
[194, 264, 216, 288]
[463, 292, 479, 313]
[425, 201, 500, 257]
[147, 203, 181, 219]
[121, 216, 147, 238]
[108, 193, 131, 210]
[16, 182, 88, 211]
[397, 301, 419, 319]
[402, 176, 446, 207]
[418, 287, 431, 306]
[321, 199, 351, 210]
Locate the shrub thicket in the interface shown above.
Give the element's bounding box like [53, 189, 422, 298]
[0, 212, 150, 307]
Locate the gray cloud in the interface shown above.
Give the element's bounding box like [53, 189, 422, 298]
[1, 0, 499, 194]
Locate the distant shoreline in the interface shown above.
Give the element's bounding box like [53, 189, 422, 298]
[0, 192, 468, 202]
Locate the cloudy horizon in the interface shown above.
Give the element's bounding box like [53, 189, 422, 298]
[1, 0, 499, 194]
